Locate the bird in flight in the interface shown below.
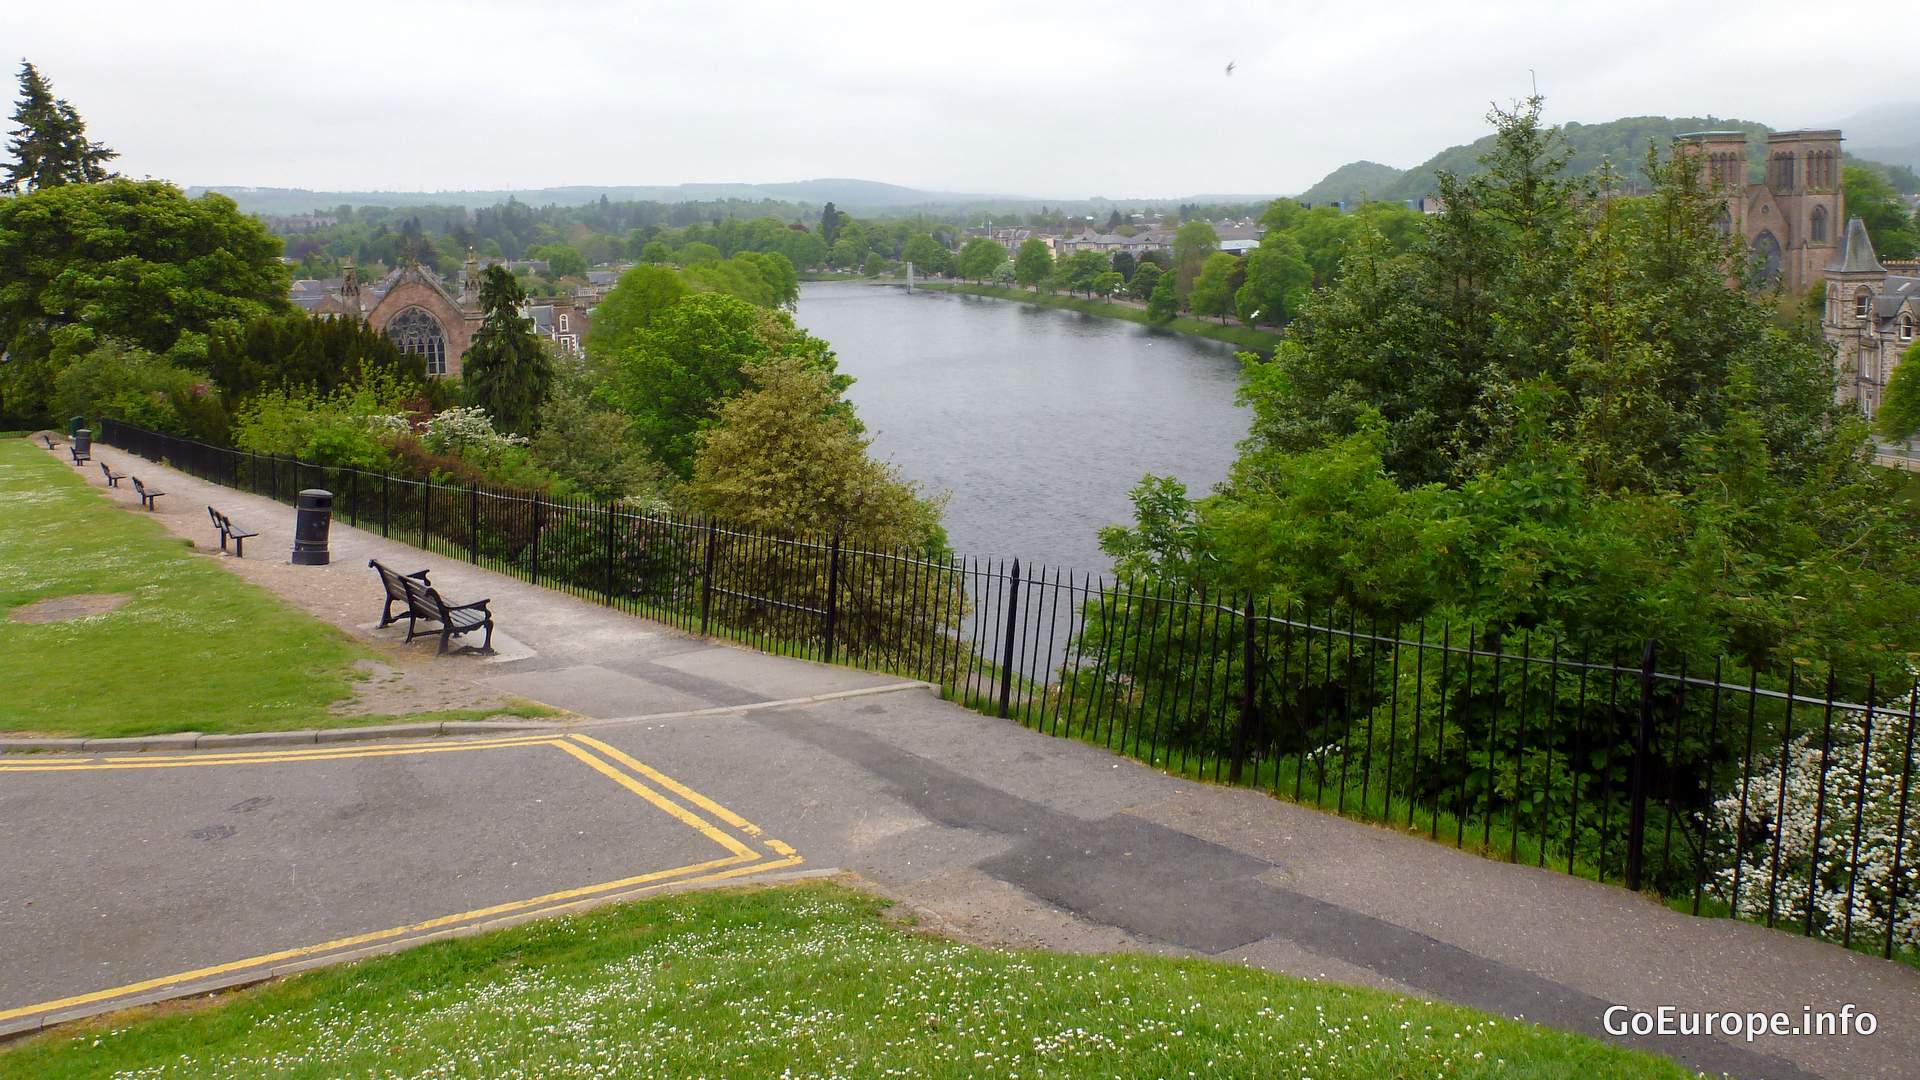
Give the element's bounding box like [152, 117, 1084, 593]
[1225, 60, 1236, 75]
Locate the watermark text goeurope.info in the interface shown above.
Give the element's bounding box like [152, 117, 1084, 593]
[1604, 1005, 1877, 1042]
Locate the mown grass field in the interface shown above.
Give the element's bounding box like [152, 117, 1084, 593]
[1, 439, 407, 737]
[0, 882, 1691, 1079]
[915, 281, 1286, 353]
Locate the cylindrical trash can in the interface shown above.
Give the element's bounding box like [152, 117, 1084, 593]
[73, 428, 92, 458]
[292, 489, 334, 566]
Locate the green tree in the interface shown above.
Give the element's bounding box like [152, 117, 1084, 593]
[691, 354, 942, 548]
[639, 240, 674, 264]
[1188, 252, 1240, 322]
[3, 61, 115, 194]
[1091, 271, 1125, 299]
[1171, 220, 1220, 303]
[1056, 250, 1110, 296]
[1843, 166, 1920, 260]
[53, 339, 224, 442]
[1014, 238, 1054, 291]
[1129, 261, 1164, 301]
[0, 179, 288, 422]
[1111, 250, 1137, 281]
[586, 265, 689, 359]
[461, 265, 553, 435]
[609, 292, 845, 478]
[206, 312, 425, 407]
[1876, 342, 1920, 441]
[901, 232, 951, 276]
[1234, 233, 1313, 325]
[957, 237, 1006, 282]
[530, 379, 668, 501]
[529, 243, 587, 278]
[820, 202, 846, 248]
[1146, 272, 1178, 321]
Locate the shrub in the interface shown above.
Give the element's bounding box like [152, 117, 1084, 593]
[230, 375, 409, 470]
[51, 339, 225, 442]
[1707, 707, 1920, 951]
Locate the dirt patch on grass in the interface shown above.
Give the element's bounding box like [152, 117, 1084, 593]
[8, 592, 133, 623]
[333, 656, 543, 719]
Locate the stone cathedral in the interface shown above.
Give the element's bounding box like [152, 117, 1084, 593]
[1675, 128, 1844, 295]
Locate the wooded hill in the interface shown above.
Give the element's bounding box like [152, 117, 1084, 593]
[1298, 114, 1919, 205]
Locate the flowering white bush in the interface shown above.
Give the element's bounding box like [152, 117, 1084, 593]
[365, 413, 413, 440]
[1706, 708, 1920, 951]
[419, 406, 527, 459]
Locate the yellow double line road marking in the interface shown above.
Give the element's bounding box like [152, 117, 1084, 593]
[0, 734, 558, 772]
[0, 732, 802, 1027]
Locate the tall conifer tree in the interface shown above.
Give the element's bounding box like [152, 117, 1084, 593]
[461, 266, 552, 435]
[3, 61, 116, 194]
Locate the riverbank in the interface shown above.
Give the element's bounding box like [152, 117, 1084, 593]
[910, 281, 1285, 354]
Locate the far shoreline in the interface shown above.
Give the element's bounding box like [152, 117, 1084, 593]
[818, 278, 1285, 356]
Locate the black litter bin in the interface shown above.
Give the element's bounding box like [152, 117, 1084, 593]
[292, 489, 334, 565]
[72, 428, 91, 459]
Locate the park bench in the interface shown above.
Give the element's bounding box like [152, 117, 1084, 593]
[40, 434, 55, 450]
[206, 506, 259, 557]
[100, 462, 126, 488]
[130, 476, 164, 511]
[368, 559, 495, 654]
[69, 443, 89, 465]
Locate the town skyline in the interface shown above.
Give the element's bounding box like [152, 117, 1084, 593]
[15, 0, 1918, 197]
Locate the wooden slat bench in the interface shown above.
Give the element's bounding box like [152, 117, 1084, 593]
[100, 462, 126, 488]
[130, 476, 164, 511]
[206, 506, 259, 557]
[368, 559, 495, 654]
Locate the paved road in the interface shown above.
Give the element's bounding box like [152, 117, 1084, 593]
[6, 443, 1919, 1079]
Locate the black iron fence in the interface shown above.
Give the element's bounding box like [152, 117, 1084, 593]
[97, 420, 1919, 961]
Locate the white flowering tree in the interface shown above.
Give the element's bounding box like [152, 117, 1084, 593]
[1706, 707, 1919, 952]
[418, 405, 527, 466]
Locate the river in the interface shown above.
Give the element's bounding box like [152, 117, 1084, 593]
[792, 281, 1251, 574]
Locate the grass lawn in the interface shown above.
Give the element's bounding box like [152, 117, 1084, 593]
[0, 882, 1689, 1079]
[915, 281, 1287, 354]
[1, 439, 441, 737]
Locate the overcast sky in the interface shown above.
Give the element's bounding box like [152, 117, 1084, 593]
[11, 0, 1908, 198]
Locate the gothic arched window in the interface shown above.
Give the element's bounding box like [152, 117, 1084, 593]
[1752, 231, 1782, 286]
[1903, 313, 1915, 342]
[1856, 288, 1874, 319]
[1811, 205, 1828, 243]
[387, 307, 447, 376]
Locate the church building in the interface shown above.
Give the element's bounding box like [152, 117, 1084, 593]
[1676, 129, 1843, 294]
[292, 249, 594, 377]
[303, 251, 486, 379]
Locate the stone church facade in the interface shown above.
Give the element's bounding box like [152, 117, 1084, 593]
[1676, 129, 1843, 295]
[293, 249, 594, 377]
[302, 251, 486, 379]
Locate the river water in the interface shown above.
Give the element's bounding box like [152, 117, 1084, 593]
[792, 281, 1250, 574]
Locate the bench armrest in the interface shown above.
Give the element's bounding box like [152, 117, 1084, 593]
[442, 598, 491, 614]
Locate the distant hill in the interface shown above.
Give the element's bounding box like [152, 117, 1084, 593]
[1297, 116, 1787, 206]
[186, 178, 1021, 216]
[1822, 103, 1920, 173]
[1290, 112, 1920, 204]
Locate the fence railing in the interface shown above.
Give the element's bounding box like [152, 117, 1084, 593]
[96, 420, 1920, 961]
